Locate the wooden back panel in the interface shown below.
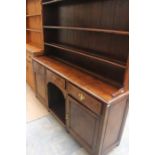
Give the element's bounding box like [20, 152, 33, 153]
[44, 29, 128, 63]
[42, 0, 129, 88]
[43, 0, 129, 30]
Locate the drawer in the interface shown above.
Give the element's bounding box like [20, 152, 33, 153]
[67, 83, 101, 115]
[33, 61, 45, 75]
[46, 70, 65, 90]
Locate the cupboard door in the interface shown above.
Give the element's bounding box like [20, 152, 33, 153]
[33, 61, 46, 106]
[67, 97, 100, 153]
[36, 73, 46, 101]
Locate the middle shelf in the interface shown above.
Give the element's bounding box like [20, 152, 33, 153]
[44, 42, 126, 69]
[44, 25, 129, 36]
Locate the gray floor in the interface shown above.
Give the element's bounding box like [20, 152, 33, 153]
[27, 115, 128, 155]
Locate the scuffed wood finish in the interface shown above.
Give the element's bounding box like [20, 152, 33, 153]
[33, 56, 118, 103]
[32, 0, 129, 155]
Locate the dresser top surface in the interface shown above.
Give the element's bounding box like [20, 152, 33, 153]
[33, 56, 128, 104]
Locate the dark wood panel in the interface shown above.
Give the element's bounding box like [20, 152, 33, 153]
[43, 0, 129, 31]
[44, 26, 128, 35]
[36, 73, 46, 101]
[33, 56, 119, 103]
[33, 1, 129, 154]
[44, 45, 125, 87]
[46, 69, 66, 90]
[33, 61, 47, 106]
[67, 97, 100, 151]
[44, 42, 126, 70]
[67, 83, 101, 115]
[33, 61, 45, 75]
[44, 29, 128, 63]
[102, 99, 128, 151]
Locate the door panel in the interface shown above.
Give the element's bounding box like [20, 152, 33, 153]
[67, 97, 100, 151]
[33, 61, 47, 106]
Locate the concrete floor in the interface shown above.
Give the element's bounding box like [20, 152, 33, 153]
[26, 84, 129, 155]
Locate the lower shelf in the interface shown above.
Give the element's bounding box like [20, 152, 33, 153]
[48, 82, 66, 124]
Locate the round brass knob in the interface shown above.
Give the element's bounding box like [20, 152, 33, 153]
[78, 93, 85, 101]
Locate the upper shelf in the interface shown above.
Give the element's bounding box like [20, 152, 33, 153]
[42, 0, 63, 5]
[43, 26, 129, 36]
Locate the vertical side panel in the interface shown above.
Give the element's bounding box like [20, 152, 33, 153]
[102, 98, 128, 152]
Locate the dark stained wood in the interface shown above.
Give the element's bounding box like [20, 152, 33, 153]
[33, 61, 45, 75]
[47, 82, 66, 124]
[43, 26, 129, 36]
[43, 0, 129, 31]
[44, 42, 126, 69]
[32, 57, 129, 155]
[100, 97, 128, 155]
[44, 28, 128, 65]
[102, 99, 128, 151]
[33, 61, 47, 106]
[67, 83, 101, 115]
[32, 0, 129, 155]
[43, 0, 63, 5]
[33, 56, 118, 103]
[42, 0, 129, 87]
[46, 69, 66, 90]
[67, 97, 100, 154]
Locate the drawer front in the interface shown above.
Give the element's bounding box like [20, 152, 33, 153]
[33, 61, 45, 75]
[67, 83, 101, 115]
[46, 70, 65, 90]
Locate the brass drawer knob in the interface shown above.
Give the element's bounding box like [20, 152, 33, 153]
[78, 93, 85, 101]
